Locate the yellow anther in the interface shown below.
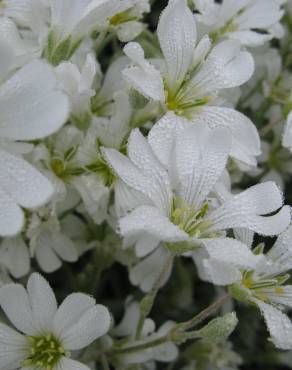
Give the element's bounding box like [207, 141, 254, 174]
[275, 287, 284, 294]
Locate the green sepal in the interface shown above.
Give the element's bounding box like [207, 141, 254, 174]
[195, 312, 238, 343]
[229, 284, 251, 304]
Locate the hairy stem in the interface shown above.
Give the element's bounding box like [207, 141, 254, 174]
[178, 293, 231, 331]
[112, 293, 230, 356]
[113, 335, 170, 355]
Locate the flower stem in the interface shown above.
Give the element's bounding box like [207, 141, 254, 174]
[113, 334, 170, 354]
[112, 293, 230, 356]
[260, 117, 284, 136]
[178, 292, 231, 331]
[101, 354, 110, 370]
[95, 31, 115, 56]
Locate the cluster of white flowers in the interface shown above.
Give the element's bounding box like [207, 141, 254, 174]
[0, 0, 292, 369]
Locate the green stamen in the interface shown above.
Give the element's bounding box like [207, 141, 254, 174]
[241, 268, 290, 303]
[170, 197, 212, 237]
[23, 333, 66, 370]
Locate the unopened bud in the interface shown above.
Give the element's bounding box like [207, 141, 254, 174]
[196, 312, 238, 343]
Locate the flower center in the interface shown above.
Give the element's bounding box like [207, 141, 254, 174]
[165, 87, 209, 119]
[170, 197, 212, 237]
[50, 157, 83, 180]
[241, 270, 290, 302]
[23, 333, 66, 370]
[43, 30, 82, 66]
[23, 334, 66, 370]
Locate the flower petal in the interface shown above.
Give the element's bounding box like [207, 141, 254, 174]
[26, 273, 57, 333]
[0, 187, 23, 237]
[191, 40, 254, 94]
[1, 236, 30, 278]
[0, 322, 27, 370]
[208, 182, 291, 236]
[157, 0, 196, 89]
[201, 237, 262, 270]
[0, 17, 40, 66]
[228, 30, 272, 47]
[119, 205, 189, 246]
[266, 225, 292, 274]
[153, 341, 178, 362]
[52, 232, 78, 262]
[72, 175, 109, 224]
[0, 283, 35, 335]
[113, 301, 140, 337]
[173, 124, 231, 208]
[123, 42, 164, 101]
[135, 234, 160, 258]
[53, 293, 96, 338]
[2, 0, 48, 35]
[50, 0, 93, 37]
[208, 40, 255, 87]
[0, 41, 13, 82]
[130, 247, 172, 292]
[255, 299, 292, 350]
[192, 106, 261, 166]
[0, 59, 69, 140]
[100, 56, 128, 99]
[236, 0, 284, 29]
[0, 150, 53, 209]
[148, 112, 188, 167]
[35, 239, 62, 273]
[58, 357, 91, 370]
[60, 304, 111, 350]
[103, 148, 163, 210]
[128, 129, 172, 214]
[195, 257, 241, 285]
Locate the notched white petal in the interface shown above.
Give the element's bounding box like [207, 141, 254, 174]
[255, 299, 292, 350]
[158, 0, 197, 88]
[123, 42, 164, 101]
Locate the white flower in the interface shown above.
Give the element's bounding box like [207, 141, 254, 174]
[34, 125, 82, 194]
[194, 0, 285, 47]
[103, 123, 289, 280]
[35, 124, 112, 224]
[2, 0, 150, 64]
[48, 0, 149, 42]
[97, 56, 129, 103]
[122, 0, 260, 166]
[0, 272, 111, 370]
[27, 211, 78, 273]
[114, 299, 178, 365]
[78, 91, 131, 156]
[0, 47, 70, 236]
[112, 0, 150, 42]
[72, 175, 110, 225]
[114, 299, 155, 339]
[73, 90, 133, 222]
[55, 53, 98, 120]
[61, 214, 93, 256]
[229, 226, 292, 350]
[129, 246, 172, 292]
